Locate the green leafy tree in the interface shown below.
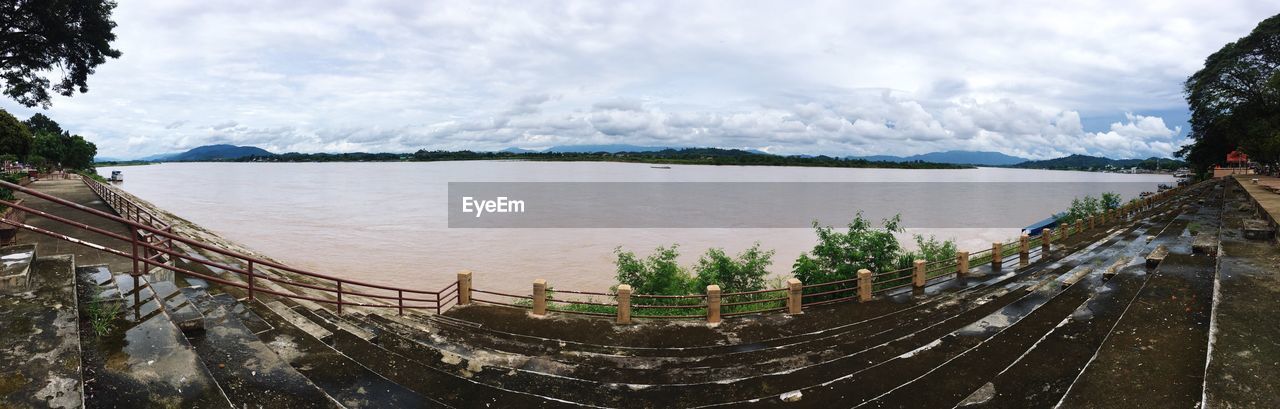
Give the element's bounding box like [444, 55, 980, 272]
[613, 245, 691, 295]
[1, 0, 122, 108]
[792, 213, 905, 285]
[1101, 192, 1122, 210]
[692, 243, 774, 293]
[22, 113, 61, 135]
[0, 109, 32, 159]
[1179, 13, 1280, 172]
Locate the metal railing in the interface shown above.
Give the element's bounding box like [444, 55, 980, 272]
[0, 176, 1184, 323]
[0, 178, 454, 316]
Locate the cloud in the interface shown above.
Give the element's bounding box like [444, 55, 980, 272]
[0, 0, 1272, 160]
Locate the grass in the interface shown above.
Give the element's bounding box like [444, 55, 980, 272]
[85, 292, 121, 337]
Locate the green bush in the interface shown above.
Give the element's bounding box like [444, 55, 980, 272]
[791, 213, 906, 286]
[692, 243, 774, 293]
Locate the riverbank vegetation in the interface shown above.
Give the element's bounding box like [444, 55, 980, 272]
[238, 148, 973, 169]
[1056, 192, 1123, 224]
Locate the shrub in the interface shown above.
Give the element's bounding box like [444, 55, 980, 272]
[692, 243, 774, 293]
[614, 245, 692, 296]
[792, 213, 906, 286]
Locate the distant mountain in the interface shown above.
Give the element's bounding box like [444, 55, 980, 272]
[93, 156, 124, 163]
[1011, 154, 1186, 170]
[499, 147, 539, 154]
[850, 150, 1029, 166]
[545, 144, 670, 153]
[162, 144, 274, 161]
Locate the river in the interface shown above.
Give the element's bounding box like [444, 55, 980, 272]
[97, 162, 1173, 293]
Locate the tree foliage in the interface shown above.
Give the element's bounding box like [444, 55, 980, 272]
[0, 108, 31, 159]
[1180, 13, 1280, 172]
[23, 113, 61, 135]
[1, 0, 122, 108]
[692, 244, 774, 293]
[792, 213, 907, 286]
[613, 243, 776, 295]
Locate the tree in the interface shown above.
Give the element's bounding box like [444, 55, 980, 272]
[23, 113, 61, 135]
[792, 213, 906, 286]
[1179, 13, 1280, 173]
[692, 244, 774, 293]
[0, 108, 32, 159]
[1, 0, 122, 108]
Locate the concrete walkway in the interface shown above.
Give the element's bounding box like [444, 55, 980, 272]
[13, 178, 136, 275]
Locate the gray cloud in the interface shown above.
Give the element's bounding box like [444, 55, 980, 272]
[0, 0, 1273, 160]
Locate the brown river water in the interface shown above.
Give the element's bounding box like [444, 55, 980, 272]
[97, 162, 1173, 293]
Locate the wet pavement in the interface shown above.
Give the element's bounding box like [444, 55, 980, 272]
[0, 255, 82, 408]
[1203, 177, 1280, 408]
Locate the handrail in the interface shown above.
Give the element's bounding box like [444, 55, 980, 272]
[1, 179, 451, 316]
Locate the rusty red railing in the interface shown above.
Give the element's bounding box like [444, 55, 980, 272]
[0, 178, 455, 316]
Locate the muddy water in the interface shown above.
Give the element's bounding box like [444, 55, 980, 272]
[96, 162, 1172, 293]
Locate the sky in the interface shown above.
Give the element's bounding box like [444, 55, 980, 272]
[3, 1, 1278, 160]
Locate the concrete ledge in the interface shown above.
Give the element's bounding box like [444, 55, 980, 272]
[265, 300, 333, 343]
[1242, 219, 1275, 240]
[1192, 233, 1218, 255]
[0, 244, 36, 294]
[1146, 245, 1169, 268]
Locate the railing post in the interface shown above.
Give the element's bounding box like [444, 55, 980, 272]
[1019, 234, 1030, 262]
[1042, 228, 1053, 252]
[457, 271, 472, 305]
[247, 260, 255, 301]
[706, 285, 721, 324]
[336, 281, 343, 315]
[1075, 219, 1084, 235]
[130, 225, 139, 277]
[991, 242, 1003, 270]
[786, 278, 802, 314]
[532, 279, 547, 316]
[956, 251, 969, 277]
[912, 259, 926, 288]
[858, 269, 872, 302]
[616, 284, 632, 324]
[1089, 215, 1096, 230]
[398, 290, 404, 316]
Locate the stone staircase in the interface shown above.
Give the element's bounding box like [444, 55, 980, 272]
[0, 179, 1256, 408]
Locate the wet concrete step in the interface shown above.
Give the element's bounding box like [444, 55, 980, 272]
[177, 286, 338, 408]
[332, 311, 585, 408]
[0, 243, 37, 294]
[1203, 185, 1280, 408]
[76, 266, 229, 408]
[959, 263, 1154, 407]
[0, 255, 83, 407]
[293, 306, 570, 408]
[264, 300, 332, 342]
[144, 276, 204, 335]
[246, 298, 430, 408]
[1059, 253, 1217, 406]
[710, 210, 1193, 407]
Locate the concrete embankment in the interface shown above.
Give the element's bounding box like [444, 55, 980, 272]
[5, 176, 1280, 408]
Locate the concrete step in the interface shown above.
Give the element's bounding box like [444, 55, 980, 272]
[1058, 189, 1222, 408]
[296, 307, 568, 408]
[179, 286, 338, 408]
[0, 243, 37, 294]
[74, 265, 228, 407]
[1204, 181, 1280, 407]
[264, 300, 332, 343]
[0, 254, 83, 408]
[144, 276, 204, 335]
[246, 298, 429, 408]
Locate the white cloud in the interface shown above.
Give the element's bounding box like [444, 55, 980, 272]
[0, 0, 1273, 159]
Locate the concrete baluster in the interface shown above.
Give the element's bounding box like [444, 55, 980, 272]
[858, 269, 872, 302]
[616, 285, 631, 324]
[1042, 228, 1052, 252]
[532, 279, 547, 316]
[1019, 234, 1030, 261]
[786, 278, 802, 314]
[956, 251, 969, 278]
[991, 242, 1003, 270]
[912, 259, 926, 288]
[458, 271, 472, 305]
[707, 285, 721, 324]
